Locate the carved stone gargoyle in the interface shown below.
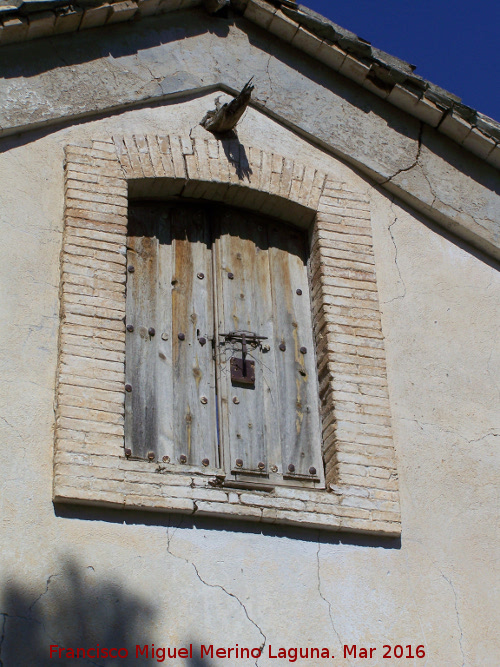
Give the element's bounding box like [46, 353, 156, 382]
[201, 79, 255, 135]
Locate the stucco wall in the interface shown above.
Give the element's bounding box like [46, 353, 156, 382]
[1, 8, 499, 260]
[0, 94, 498, 666]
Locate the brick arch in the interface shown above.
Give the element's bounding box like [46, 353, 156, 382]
[55, 135, 401, 535]
[113, 134, 325, 227]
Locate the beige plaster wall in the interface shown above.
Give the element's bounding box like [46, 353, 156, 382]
[0, 95, 498, 665]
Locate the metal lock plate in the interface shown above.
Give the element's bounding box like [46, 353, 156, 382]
[230, 357, 255, 385]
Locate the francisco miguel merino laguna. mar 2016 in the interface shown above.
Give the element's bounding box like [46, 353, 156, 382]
[49, 644, 333, 661]
[49, 643, 427, 661]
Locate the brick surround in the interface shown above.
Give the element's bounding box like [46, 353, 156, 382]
[54, 134, 401, 535]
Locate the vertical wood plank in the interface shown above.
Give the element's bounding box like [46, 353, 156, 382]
[155, 208, 175, 458]
[125, 206, 161, 459]
[214, 207, 281, 477]
[125, 202, 322, 485]
[268, 224, 324, 483]
[170, 206, 217, 467]
[125, 203, 217, 467]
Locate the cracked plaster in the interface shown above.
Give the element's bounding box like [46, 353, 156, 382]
[165, 522, 267, 666]
[0, 76, 499, 666]
[0, 9, 499, 260]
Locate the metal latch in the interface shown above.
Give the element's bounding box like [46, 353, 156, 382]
[220, 331, 267, 386]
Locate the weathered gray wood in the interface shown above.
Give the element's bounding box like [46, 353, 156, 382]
[214, 207, 281, 478]
[125, 206, 162, 459]
[125, 204, 217, 467]
[170, 206, 217, 467]
[156, 209, 175, 458]
[268, 223, 324, 485]
[126, 202, 322, 485]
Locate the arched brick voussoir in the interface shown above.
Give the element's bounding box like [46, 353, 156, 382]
[113, 133, 326, 227]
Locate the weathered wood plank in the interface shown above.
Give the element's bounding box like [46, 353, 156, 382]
[155, 209, 175, 459]
[125, 202, 322, 487]
[125, 204, 217, 467]
[171, 205, 217, 467]
[268, 223, 324, 485]
[125, 206, 159, 459]
[214, 207, 280, 479]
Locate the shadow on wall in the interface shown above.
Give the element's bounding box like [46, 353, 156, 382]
[0, 558, 214, 667]
[218, 131, 253, 181]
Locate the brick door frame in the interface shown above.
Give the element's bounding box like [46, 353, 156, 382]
[54, 134, 401, 535]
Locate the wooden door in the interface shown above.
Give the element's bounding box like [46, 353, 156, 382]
[125, 202, 324, 487]
[214, 206, 324, 488]
[125, 203, 218, 468]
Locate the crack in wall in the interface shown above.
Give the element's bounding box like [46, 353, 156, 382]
[402, 538, 472, 667]
[440, 572, 465, 667]
[260, 53, 274, 108]
[316, 539, 352, 666]
[487, 348, 500, 400]
[28, 573, 59, 615]
[380, 123, 446, 214]
[0, 571, 82, 667]
[165, 522, 267, 667]
[380, 122, 423, 185]
[135, 55, 164, 97]
[419, 163, 437, 209]
[401, 417, 499, 447]
[402, 551, 429, 667]
[0, 416, 24, 442]
[383, 199, 406, 304]
[473, 216, 497, 233]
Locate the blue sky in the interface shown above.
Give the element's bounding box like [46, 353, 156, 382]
[301, 0, 499, 121]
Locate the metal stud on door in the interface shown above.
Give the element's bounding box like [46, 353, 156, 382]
[170, 206, 217, 468]
[213, 207, 324, 487]
[125, 204, 218, 470]
[268, 223, 323, 483]
[214, 209, 280, 478]
[125, 202, 323, 487]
